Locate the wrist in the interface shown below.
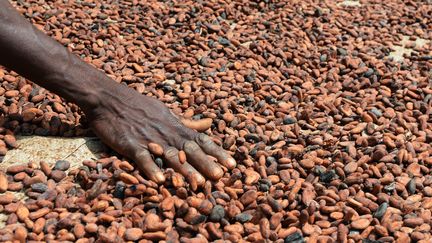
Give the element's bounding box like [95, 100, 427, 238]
[42, 59, 122, 115]
[78, 72, 134, 117]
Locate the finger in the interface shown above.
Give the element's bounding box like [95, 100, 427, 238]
[196, 134, 236, 169]
[169, 109, 211, 137]
[169, 109, 182, 120]
[134, 150, 165, 184]
[183, 141, 224, 181]
[180, 118, 213, 132]
[164, 146, 205, 186]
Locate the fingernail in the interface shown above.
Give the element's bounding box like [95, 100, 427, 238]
[195, 173, 205, 185]
[225, 157, 237, 169]
[154, 173, 165, 184]
[211, 167, 224, 181]
[190, 176, 198, 191]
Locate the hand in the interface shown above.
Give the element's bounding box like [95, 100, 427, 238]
[87, 85, 236, 185]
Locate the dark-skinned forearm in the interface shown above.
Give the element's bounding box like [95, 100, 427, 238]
[0, 1, 123, 113]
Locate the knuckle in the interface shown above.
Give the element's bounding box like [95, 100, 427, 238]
[184, 141, 200, 152]
[164, 147, 178, 158]
[197, 134, 213, 146]
[135, 149, 151, 159]
[118, 137, 138, 155]
[184, 128, 198, 141]
[131, 145, 151, 158]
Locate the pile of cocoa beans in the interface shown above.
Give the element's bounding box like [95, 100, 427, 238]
[0, 0, 431, 242]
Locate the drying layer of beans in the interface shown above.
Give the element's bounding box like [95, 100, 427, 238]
[0, 0, 431, 242]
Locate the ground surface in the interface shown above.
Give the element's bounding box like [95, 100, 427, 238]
[0, 136, 105, 228]
[2, 137, 105, 171]
[0, 0, 431, 242]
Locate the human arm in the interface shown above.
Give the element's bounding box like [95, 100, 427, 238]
[0, 1, 236, 184]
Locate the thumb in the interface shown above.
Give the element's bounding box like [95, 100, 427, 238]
[169, 110, 213, 132]
[180, 117, 213, 132]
